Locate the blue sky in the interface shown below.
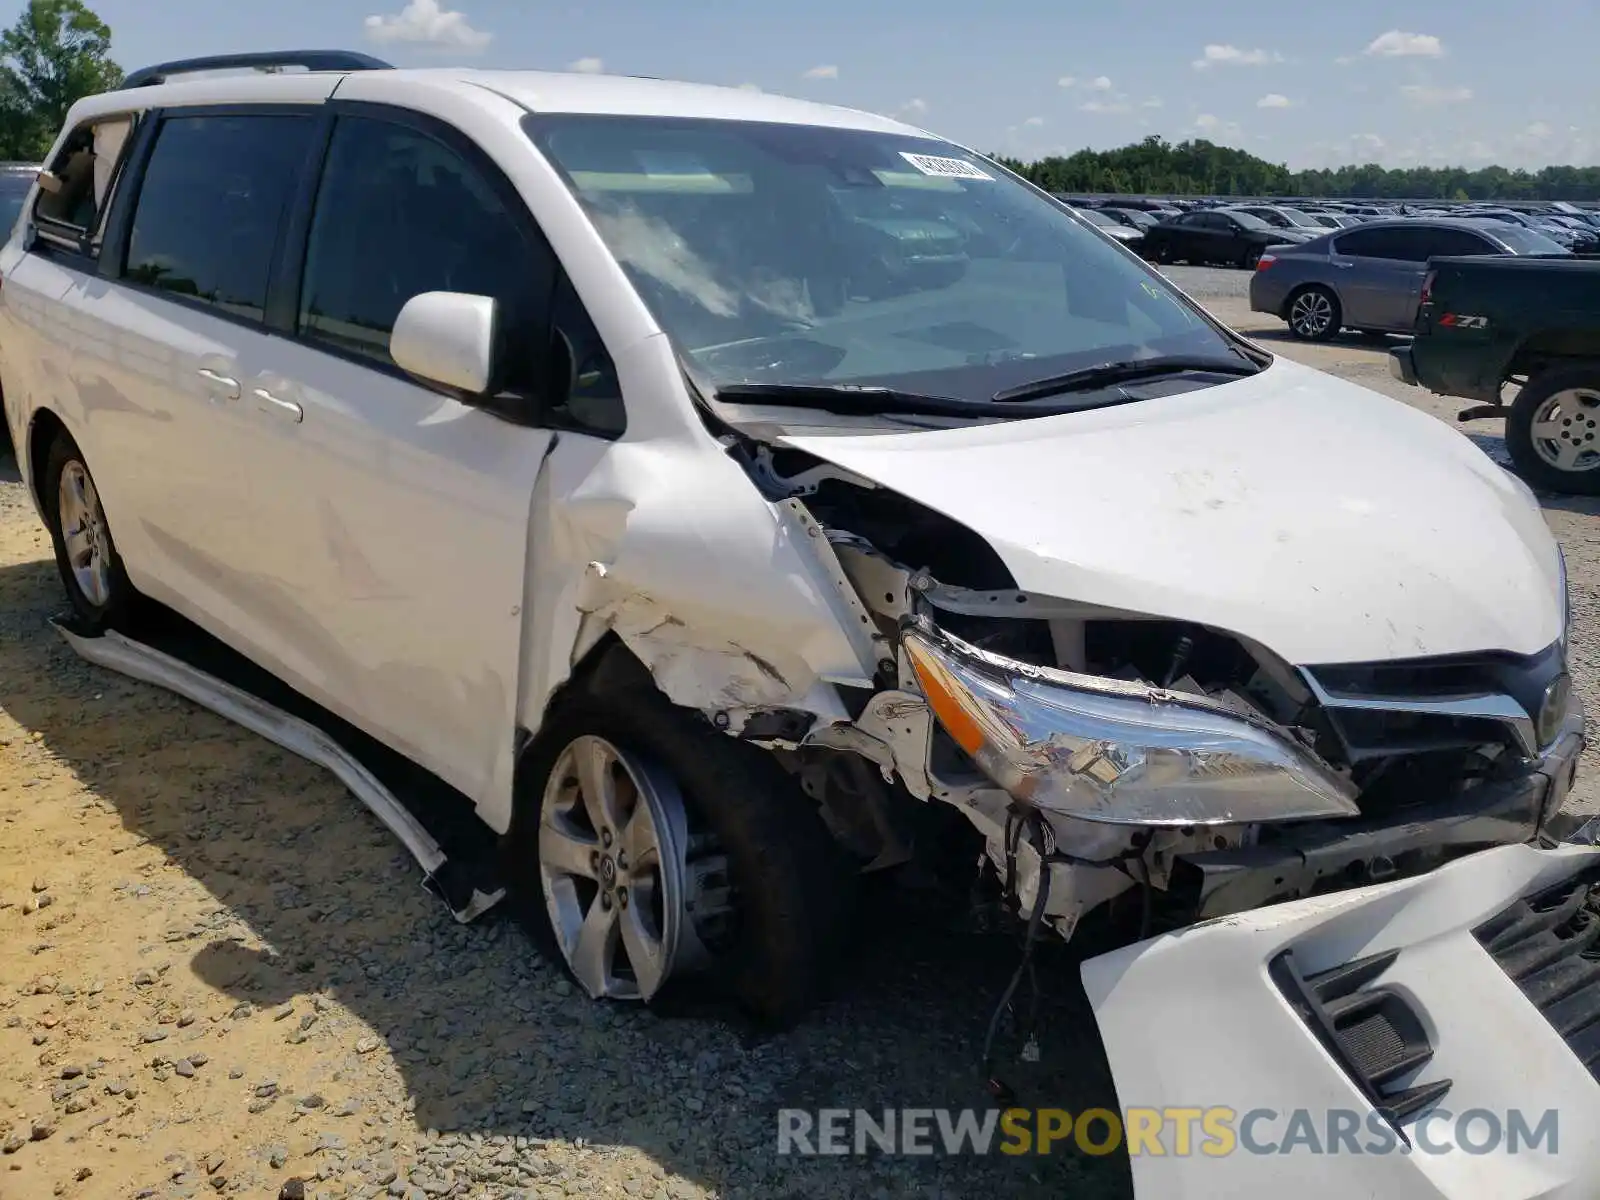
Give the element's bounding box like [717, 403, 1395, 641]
[82, 0, 1596, 171]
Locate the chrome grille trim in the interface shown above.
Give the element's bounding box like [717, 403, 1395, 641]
[1302, 673, 1537, 758]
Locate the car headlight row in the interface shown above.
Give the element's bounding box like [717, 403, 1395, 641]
[901, 622, 1360, 827]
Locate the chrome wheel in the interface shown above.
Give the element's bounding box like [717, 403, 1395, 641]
[537, 735, 713, 1001]
[56, 460, 112, 607]
[1288, 290, 1334, 339]
[1529, 389, 1600, 475]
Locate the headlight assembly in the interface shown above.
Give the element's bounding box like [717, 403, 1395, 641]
[902, 622, 1359, 827]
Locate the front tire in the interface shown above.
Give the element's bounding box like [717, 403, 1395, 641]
[42, 430, 134, 630]
[1507, 364, 1600, 496]
[1286, 285, 1341, 342]
[507, 683, 857, 1028]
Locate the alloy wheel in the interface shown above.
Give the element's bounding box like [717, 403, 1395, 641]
[57, 460, 112, 607]
[1530, 389, 1600, 475]
[1289, 290, 1334, 339]
[537, 734, 716, 1000]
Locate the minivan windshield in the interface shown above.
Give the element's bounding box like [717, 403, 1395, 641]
[526, 115, 1242, 408]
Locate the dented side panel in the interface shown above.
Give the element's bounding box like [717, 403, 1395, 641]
[486, 333, 875, 833]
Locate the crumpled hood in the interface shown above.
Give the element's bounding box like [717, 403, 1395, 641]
[780, 356, 1564, 665]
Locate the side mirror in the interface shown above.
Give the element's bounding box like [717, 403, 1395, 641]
[391, 291, 498, 395]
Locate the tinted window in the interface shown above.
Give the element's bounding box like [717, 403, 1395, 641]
[1417, 227, 1498, 257]
[124, 115, 313, 320]
[298, 116, 555, 387]
[1333, 227, 1424, 261]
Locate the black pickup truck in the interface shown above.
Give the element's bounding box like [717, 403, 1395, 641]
[1390, 255, 1600, 494]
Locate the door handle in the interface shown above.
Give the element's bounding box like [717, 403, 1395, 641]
[197, 368, 240, 399]
[1332, 260, 1354, 269]
[252, 387, 303, 424]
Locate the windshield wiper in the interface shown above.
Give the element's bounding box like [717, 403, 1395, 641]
[711, 381, 1000, 418]
[991, 355, 1259, 404]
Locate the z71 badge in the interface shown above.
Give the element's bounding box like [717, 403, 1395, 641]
[1438, 313, 1489, 329]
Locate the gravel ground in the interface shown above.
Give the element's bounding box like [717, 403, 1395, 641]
[2, 289, 1598, 1200]
[0, 459, 1121, 1199]
[1155, 263, 1254, 302]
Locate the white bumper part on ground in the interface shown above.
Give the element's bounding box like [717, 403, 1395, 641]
[1083, 842, 1600, 1199]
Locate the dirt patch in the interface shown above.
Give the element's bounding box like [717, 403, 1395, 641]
[0, 458, 1117, 1199]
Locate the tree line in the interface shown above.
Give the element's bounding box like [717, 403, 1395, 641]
[991, 135, 1600, 202]
[0, 0, 1594, 201]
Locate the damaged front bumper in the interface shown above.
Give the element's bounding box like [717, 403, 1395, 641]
[1172, 707, 1585, 921]
[1082, 840, 1600, 1199]
[894, 615, 1584, 939]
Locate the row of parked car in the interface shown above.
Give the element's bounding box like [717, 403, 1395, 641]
[1058, 193, 1600, 260]
[1060, 198, 1597, 271]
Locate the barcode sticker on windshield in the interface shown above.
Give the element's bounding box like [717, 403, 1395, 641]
[899, 152, 993, 180]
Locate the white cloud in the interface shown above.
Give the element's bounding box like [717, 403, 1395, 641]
[1256, 93, 1292, 108]
[1088, 75, 1112, 90]
[1023, 116, 1045, 126]
[567, 56, 603, 74]
[1364, 30, 1444, 58]
[1400, 83, 1472, 104]
[1193, 113, 1244, 140]
[737, 82, 762, 92]
[1141, 96, 1163, 109]
[364, 0, 490, 50]
[1081, 99, 1131, 115]
[1056, 74, 1076, 88]
[898, 98, 928, 117]
[1192, 44, 1281, 70]
[801, 64, 839, 80]
[1523, 121, 1553, 139]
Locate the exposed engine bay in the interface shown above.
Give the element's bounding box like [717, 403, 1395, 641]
[724, 434, 1580, 945]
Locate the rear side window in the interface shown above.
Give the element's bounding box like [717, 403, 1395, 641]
[1418, 228, 1497, 257]
[1333, 227, 1422, 261]
[124, 114, 314, 321]
[1490, 225, 1570, 255]
[296, 115, 555, 388]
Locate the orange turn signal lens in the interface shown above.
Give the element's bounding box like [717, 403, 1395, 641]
[904, 635, 988, 757]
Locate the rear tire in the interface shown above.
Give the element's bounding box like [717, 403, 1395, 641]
[1285, 285, 1341, 342]
[506, 675, 857, 1028]
[1240, 245, 1263, 269]
[1506, 364, 1600, 496]
[41, 430, 135, 631]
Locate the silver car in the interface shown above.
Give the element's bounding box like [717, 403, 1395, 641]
[1249, 217, 1568, 341]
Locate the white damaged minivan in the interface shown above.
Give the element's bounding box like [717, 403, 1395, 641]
[4, 52, 1598, 1197]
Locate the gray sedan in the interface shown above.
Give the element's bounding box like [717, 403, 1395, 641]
[1248, 218, 1568, 341]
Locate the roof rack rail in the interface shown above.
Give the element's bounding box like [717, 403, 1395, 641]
[123, 50, 393, 89]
